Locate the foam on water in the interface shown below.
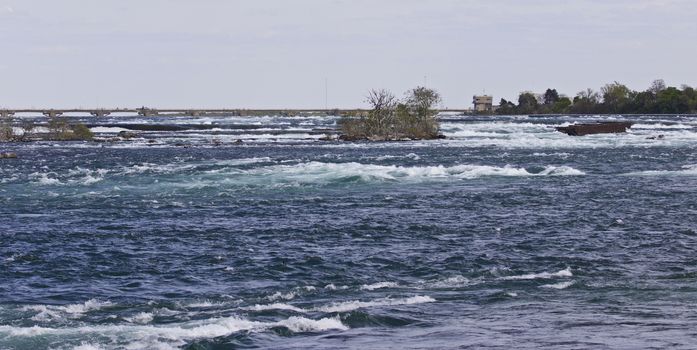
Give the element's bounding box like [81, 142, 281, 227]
[22, 300, 114, 322]
[124, 312, 154, 324]
[246, 162, 585, 184]
[541, 281, 575, 289]
[632, 123, 694, 129]
[501, 267, 573, 280]
[266, 291, 297, 301]
[625, 164, 697, 176]
[89, 126, 132, 133]
[314, 296, 435, 313]
[242, 303, 305, 313]
[360, 282, 400, 290]
[0, 315, 347, 348]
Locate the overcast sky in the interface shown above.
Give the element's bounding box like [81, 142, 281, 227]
[1, 0, 696, 108]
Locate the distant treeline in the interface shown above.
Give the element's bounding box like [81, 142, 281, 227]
[496, 80, 697, 115]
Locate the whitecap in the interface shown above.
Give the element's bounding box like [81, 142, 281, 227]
[89, 126, 132, 133]
[624, 164, 697, 176]
[501, 267, 573, 280]
[240, 162, 585, 186]
[242, 303, 305, 313]
[22, 299, 114, 320]
[0, 315, 347, 347]
[541, 281, 575, 289]
[29, 172, 62, 185]
[427, 275, 471, 288]
[185, 300, 226, 308]
[276, 316, 347, 332]
[632, 123, 693, 129]
[314, 295, 435, 313]
[266, 291, 296, 301]
[124, 312, 154, 324]
[360, 282, 400, 290]
[73, 343, 106, 350]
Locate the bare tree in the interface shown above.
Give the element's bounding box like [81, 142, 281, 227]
[365, 89, 397, 137]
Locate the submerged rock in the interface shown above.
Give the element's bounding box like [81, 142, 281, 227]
[117, 131, 139, 140]
[0, 152, 17, 159]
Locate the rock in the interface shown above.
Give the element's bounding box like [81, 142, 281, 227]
[0, 152, 17, 159]
[233, 139, 244, 145]
[117, 131, 139, 140]
[555, 122, 632, 136]
[646, 134, 666, 140]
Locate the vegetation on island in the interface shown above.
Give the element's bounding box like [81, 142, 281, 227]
[0, 118, 93, 142]
[496, 80, 697, 115]
[339, 87, 442, 141]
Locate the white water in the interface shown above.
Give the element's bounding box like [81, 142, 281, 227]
[501, 267, 573, 280]
[0, 315, 347, 349]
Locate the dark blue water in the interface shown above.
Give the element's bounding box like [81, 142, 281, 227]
[1, 115, 697, 349]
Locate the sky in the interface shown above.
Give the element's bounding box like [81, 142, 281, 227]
[0, 0, 696, 109]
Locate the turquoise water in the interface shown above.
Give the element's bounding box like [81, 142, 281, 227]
[1, 115, 697, 349]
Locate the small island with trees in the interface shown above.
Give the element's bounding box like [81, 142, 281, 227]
[0, 118, 94, 143]
[339, 87, 444, 141]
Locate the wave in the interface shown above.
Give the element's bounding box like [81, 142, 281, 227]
[22, 299, 114, 321]
[424, 275, 472, 289]
[315, 296, 435, 313]
[632, 123, 693, 129]
[501, 267, 573, 280]
[124, 312, 154, 324]
[266, 291, 297, 301]
[625, 164, 697, 176]
[245, 162, 585, 184]
[0, 315, 346, 348]
[360, 282, 400, 290]
[242, 303, 305, 313]
[89, 126, 131, 133]
[540, 281, 575, 289]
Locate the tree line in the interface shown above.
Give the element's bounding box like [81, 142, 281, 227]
[496, 80, 697, 115]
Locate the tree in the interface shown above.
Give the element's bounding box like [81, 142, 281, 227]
[570, 88, 600, 114]
[496, 98, 517, 115]
[517, 92, 539, 114]
[656, 87, 690, 113]
[649, 79, 666, 94]
[551, 97, 572, 113]
[630, 91, 658, 114]
[404, 86, 441, 118]
[600, 82, 631, 113]
[543, 88, 559, 105]
[364, 89, 398, 136]
[681, 85, 697, 112]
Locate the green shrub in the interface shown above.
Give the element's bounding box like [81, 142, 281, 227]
[71, 123, 94, 141]
[0, 119, 15, 142]
[47, 118, 93, 141]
